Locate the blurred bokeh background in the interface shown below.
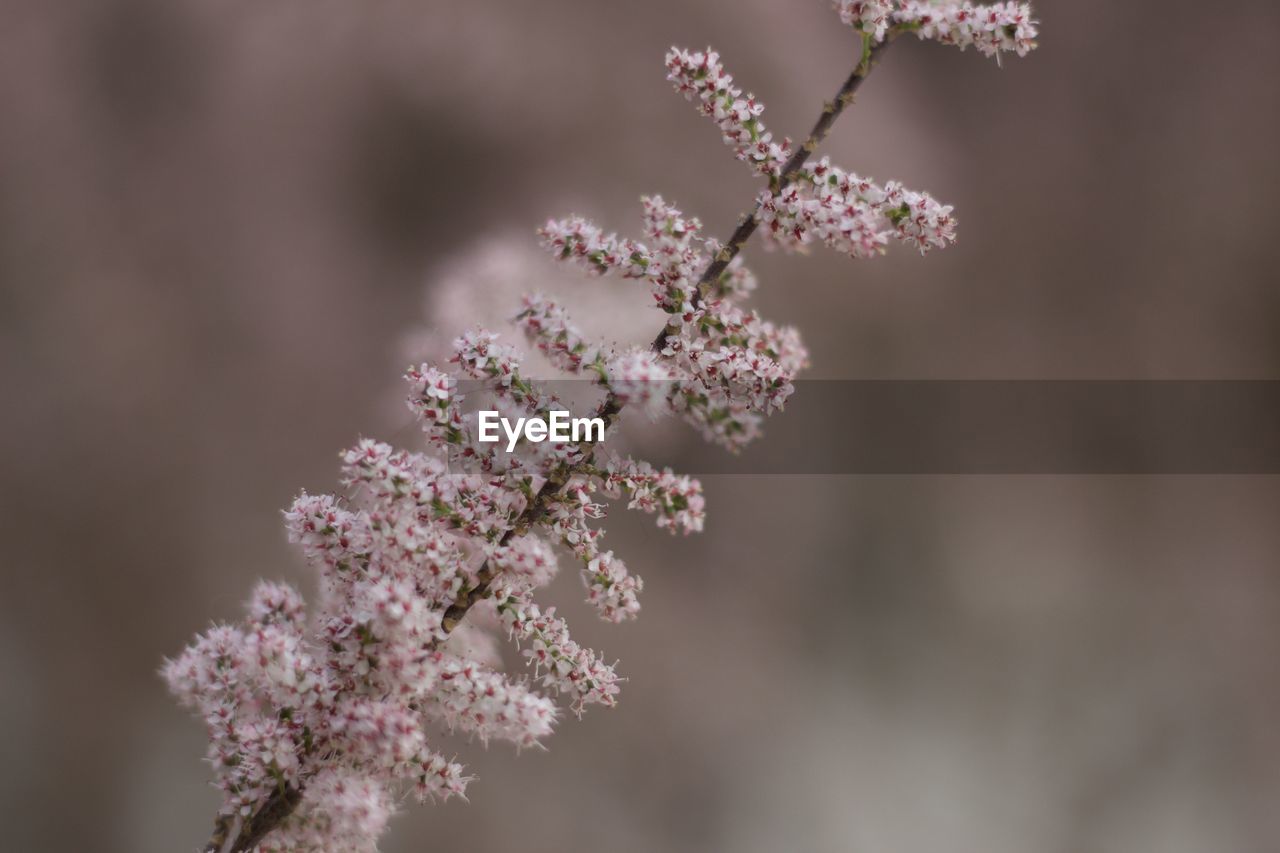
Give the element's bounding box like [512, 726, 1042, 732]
[3, 0, 1280, 850]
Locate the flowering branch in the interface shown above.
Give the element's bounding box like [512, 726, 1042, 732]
[437, 394, 625, 635]
[445, 41, 895, 634]
[654, 38, 892, 351]
[168, 4, 1037, 851]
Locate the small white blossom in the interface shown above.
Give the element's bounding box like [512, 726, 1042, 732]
[833, 0, 895, 40]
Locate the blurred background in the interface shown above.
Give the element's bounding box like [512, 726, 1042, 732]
[3, 0, 1280, 850]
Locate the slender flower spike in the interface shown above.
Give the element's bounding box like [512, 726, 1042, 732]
[537, 216, 651, 278]
[168, 3, 1040, 850]
[665, 47, 792, 178]
[757, 157, 957, 257]
[831, 1, 1039, 60]
[894, 2, 1038, 59]
[493, 584, 623, 712]
[602, 456, 706, 535]
[430, 652, 558, 747]
[514, 294, 602, 374]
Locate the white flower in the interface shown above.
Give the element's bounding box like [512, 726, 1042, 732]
[832, 1, 895, 41]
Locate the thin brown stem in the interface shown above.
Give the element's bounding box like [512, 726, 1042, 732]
[204, 786, 302, 853]
[206, 40, 891, 853]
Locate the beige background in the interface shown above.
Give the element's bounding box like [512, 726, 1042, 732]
[2, 1, 1279, 851]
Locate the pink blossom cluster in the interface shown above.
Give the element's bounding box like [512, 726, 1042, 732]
[541, 195, 809, 451]
[167, 3, 1038, 848]
[166, 311, 715, 844]
[162, 575, 471, 839]
[604, 347, 675, 417]
[256, 769, 395, 853]
[493, 583, 624, 710]
[896, 2, 1037, 58]
[758, 157, 956, 256]
[513, 294, 674, 418]
[537, 215, 650, 279]
[603, 456, 706, 535]
[833, 0, 896, 41]
[429, 652, 557, 747]
[514, 293, 601, 374]
[665, 48, 792, 178]
[539, 478, 642, 623]
[663, 46, 958, 260]
[833, 1, 1038, 59]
